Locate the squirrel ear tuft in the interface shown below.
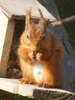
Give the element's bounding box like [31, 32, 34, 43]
[25, 9, 31, 30]
[38, 8, 45, 24]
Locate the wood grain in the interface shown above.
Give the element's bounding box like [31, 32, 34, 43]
[0, 78, 75, 100]
[0, 10, 15, 76]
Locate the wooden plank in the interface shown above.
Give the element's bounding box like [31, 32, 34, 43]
[0, 0, 56, 21]
[0, 10, 8, 62]
[0, 10, 15, 76]
[0, 78, 75, 100]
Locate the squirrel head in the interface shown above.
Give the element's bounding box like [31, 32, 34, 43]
[23, 9, 54, 60]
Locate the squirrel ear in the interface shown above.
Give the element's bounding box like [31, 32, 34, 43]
[25, 9, 31, 30]
[38, 8, 45, 24]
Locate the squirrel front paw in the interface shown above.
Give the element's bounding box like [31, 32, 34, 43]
[19, 78, 29, 84]
[36, 53, 42, 60]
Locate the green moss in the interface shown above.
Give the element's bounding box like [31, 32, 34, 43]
[55, 0, 75, 48]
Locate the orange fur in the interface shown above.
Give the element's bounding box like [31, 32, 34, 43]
[17, 9, 64, 88]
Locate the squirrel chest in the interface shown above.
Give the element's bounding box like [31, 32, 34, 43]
[33, 61, 44, 83]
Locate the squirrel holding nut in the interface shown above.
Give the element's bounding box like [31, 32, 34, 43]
[17, 9, 64, 89]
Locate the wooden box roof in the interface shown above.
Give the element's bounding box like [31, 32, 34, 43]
[0, 0, 56, 21]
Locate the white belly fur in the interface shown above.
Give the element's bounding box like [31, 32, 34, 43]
[33, 62, 44, 83]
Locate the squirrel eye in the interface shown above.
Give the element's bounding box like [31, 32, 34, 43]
[26, 34, 30, 39]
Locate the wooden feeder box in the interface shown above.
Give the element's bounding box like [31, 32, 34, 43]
[0, 0, 56, 77]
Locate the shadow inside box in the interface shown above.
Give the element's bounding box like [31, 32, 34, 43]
[7, 20, 25, 79]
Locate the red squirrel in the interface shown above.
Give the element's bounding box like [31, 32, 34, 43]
[17, 9, 64, 88]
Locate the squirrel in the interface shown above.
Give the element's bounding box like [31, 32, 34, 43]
[17, 9, 64, 89]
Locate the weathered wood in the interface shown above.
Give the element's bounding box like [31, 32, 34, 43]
[0, 10, 15, 76]
[0, 78, 75, 100]
[0, 0, 56, 21]
[0, 10, 8, 63]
